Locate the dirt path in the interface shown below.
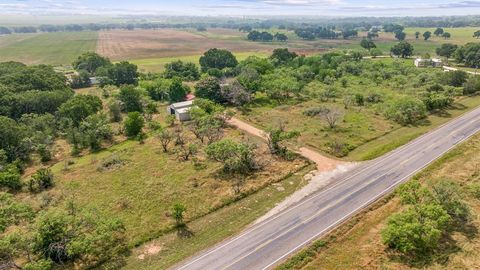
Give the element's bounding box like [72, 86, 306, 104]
[228, 117, 344, 172]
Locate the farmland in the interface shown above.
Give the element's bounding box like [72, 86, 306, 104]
[0, 31, 97, 65]
[1, 26, 480, 69]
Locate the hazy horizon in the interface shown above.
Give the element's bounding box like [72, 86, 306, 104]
[1, 0, 480, 17]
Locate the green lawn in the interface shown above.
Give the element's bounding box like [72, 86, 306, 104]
[0, 31, 97, 65]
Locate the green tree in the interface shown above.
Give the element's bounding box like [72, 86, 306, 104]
[199, 48, 238, 72]
[434, 27, 444, 37]
[99, 61, 138, 86]
[360, 38, 376, 50]
[266, 124, 299, 159]
[206, 139, 258, 175]
[270, 48, 298, 65]
[72, 52, 111, 74]
[384, 96, 427, 125]
[195, 76, 222, 103]
[70, 70, 91, 89]
[261, 69, 301, 100]
[0, 192, 34, 232]
[118, 85, 144, 112]
[474, 30, 480, 38]
[423, 31, 432, 41]
[436, 43, 458, 58]
[454, 43, 480, 67]
[27, 168, 54, 193]
[172, 203, 186, 227]
[124, 112, 144, 138]
[442, 70, 468, 87]
[164, 60, 200, 81]
[0, 164, 22, 191]
[0, 116, 31, 162]
[34, 207, 127, 268]
[58, 95, 102, 127]
[168, 78, 189, 103]
[382, 204, 450, 255]
[78, 113, 113, 150]
[394, 31, 406, 41]
[442, 32, 451, 39]
[463, 76, 480, 95]
[390, 41, 414, 58]
[415, 31, 420, 39]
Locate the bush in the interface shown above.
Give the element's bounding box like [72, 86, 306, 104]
[303, 107, 329, 117]
[206, 139, 258, 175]
[463, 76, 480, 95]
[27, 168, 54, 193]
[384, 97, 427, 125]
[0, 164, 22, 191]
[124, 112, 144, 138]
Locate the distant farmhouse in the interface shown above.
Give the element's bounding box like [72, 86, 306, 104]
[414, 58, 443, 68]
[166, 100, 194, 122]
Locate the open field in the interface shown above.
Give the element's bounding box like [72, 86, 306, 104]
[1, 27, 479, 67]
[96, 29, 275, 61]
[21, 92, 308, 247]
[241, 93, 480, 161]
[278, 133, 480, 270]
[124, 164, 314, 269]
[0, 31, 97, 65]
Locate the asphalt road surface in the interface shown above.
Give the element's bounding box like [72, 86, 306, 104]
[175, 106, 480, 270]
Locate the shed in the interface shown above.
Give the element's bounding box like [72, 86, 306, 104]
[166, 100, 194, 122]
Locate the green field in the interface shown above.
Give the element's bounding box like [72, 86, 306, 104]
[0, 31, 97, 65]
[131, 51, 269, 73]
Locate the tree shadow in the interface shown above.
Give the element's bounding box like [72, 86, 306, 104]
[176, 224, 194, 239]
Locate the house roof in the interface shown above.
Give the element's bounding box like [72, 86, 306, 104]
[170, 100, 193, 109]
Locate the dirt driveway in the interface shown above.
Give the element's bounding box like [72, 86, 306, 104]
[227, 117, 344, 172]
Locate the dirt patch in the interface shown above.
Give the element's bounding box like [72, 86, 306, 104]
[96, 29, 273, 61]
[137, 243, 162, 260]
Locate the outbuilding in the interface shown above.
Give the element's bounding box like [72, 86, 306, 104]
[166, 100, 194, 122]
[414, 58, 443, 68]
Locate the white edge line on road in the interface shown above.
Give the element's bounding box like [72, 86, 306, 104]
[175, 108, 480, 270]
[261, 126, 480, 270]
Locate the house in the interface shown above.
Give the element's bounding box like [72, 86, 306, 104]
[414, 58, 443, 68]
[89, 77, 99, 85]
[166, 100, 194, 122]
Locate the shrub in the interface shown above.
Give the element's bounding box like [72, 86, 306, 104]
[124, 112, 144, 138]
[384, 97, 427, 125]
[27, 168, 54, 193]
[0, 165, 22, 191]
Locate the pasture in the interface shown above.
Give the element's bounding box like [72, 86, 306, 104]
[0, 31, 97, 65]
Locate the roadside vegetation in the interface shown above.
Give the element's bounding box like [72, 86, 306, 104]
[278, 133, 480, 270]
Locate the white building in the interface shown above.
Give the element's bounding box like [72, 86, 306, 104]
[166, 100, 194, 122]
[414, 58, 443, 68]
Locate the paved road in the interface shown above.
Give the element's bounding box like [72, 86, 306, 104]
[175, 106, 480, 270]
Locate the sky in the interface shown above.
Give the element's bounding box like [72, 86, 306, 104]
[2, 0, 480, 16]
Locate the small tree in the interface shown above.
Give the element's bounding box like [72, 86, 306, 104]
[423, 31, 432, 41]
[176, 143, 198, 161]
[442, 32, 451, 39]
[266, 124, 299, 159]
[28, 168, 54, 193]
[434, 27, 444, 37]
[320, 107, 344, 129]
[172, 203, 186, 227]
[124, 112, 144, 138]
[360, 38, 376, 50]
[390, 41, 414, 58]
[415, 31, 420, 39]
[157, 129, 173, 152]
